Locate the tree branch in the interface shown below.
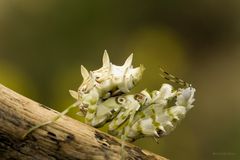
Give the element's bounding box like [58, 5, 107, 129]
[0, 84, 167, 160]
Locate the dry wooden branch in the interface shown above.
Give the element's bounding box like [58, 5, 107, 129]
[0, 84, 167, 160]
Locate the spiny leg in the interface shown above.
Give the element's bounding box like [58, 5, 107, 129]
[107, 124, 127, 159]
[120, 112, 138, 160]
[120, 134, 126, 160]
[108, 111, 136, 159]
[120, 129, 130, 160]
[22, 101, 80, 139]
[160, 68, 190, 87]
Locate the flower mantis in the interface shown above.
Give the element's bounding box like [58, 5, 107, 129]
[23, 50, 195, 159]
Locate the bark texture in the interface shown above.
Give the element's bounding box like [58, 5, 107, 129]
[0, 84, 167, 160]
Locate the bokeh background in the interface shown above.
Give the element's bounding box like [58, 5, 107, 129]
[0, 1, 240, 160]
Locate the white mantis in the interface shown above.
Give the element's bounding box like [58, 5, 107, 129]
[22, 50, 195, 159]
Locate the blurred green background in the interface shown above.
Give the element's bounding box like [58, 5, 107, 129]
[0, 1, 240, 160]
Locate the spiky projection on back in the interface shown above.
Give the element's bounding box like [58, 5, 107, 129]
[69, 50, 144, 117]
[70, 50, 196, 142]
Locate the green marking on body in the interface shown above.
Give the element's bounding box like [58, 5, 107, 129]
[151, 114, 160, 127]
[140, 112, 145, 118]
[167, 108, 174, 119]
[88, 108, 96, 113]
[137, 122, 142, 133]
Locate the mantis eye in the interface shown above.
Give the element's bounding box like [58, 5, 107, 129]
[96, 76, 100, 80]
[116, 96, 126, 104]
[95, 76, 101, 82]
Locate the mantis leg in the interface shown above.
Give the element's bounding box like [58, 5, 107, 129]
[22, 101, 80, 139]
[120, 133, 127, 160]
